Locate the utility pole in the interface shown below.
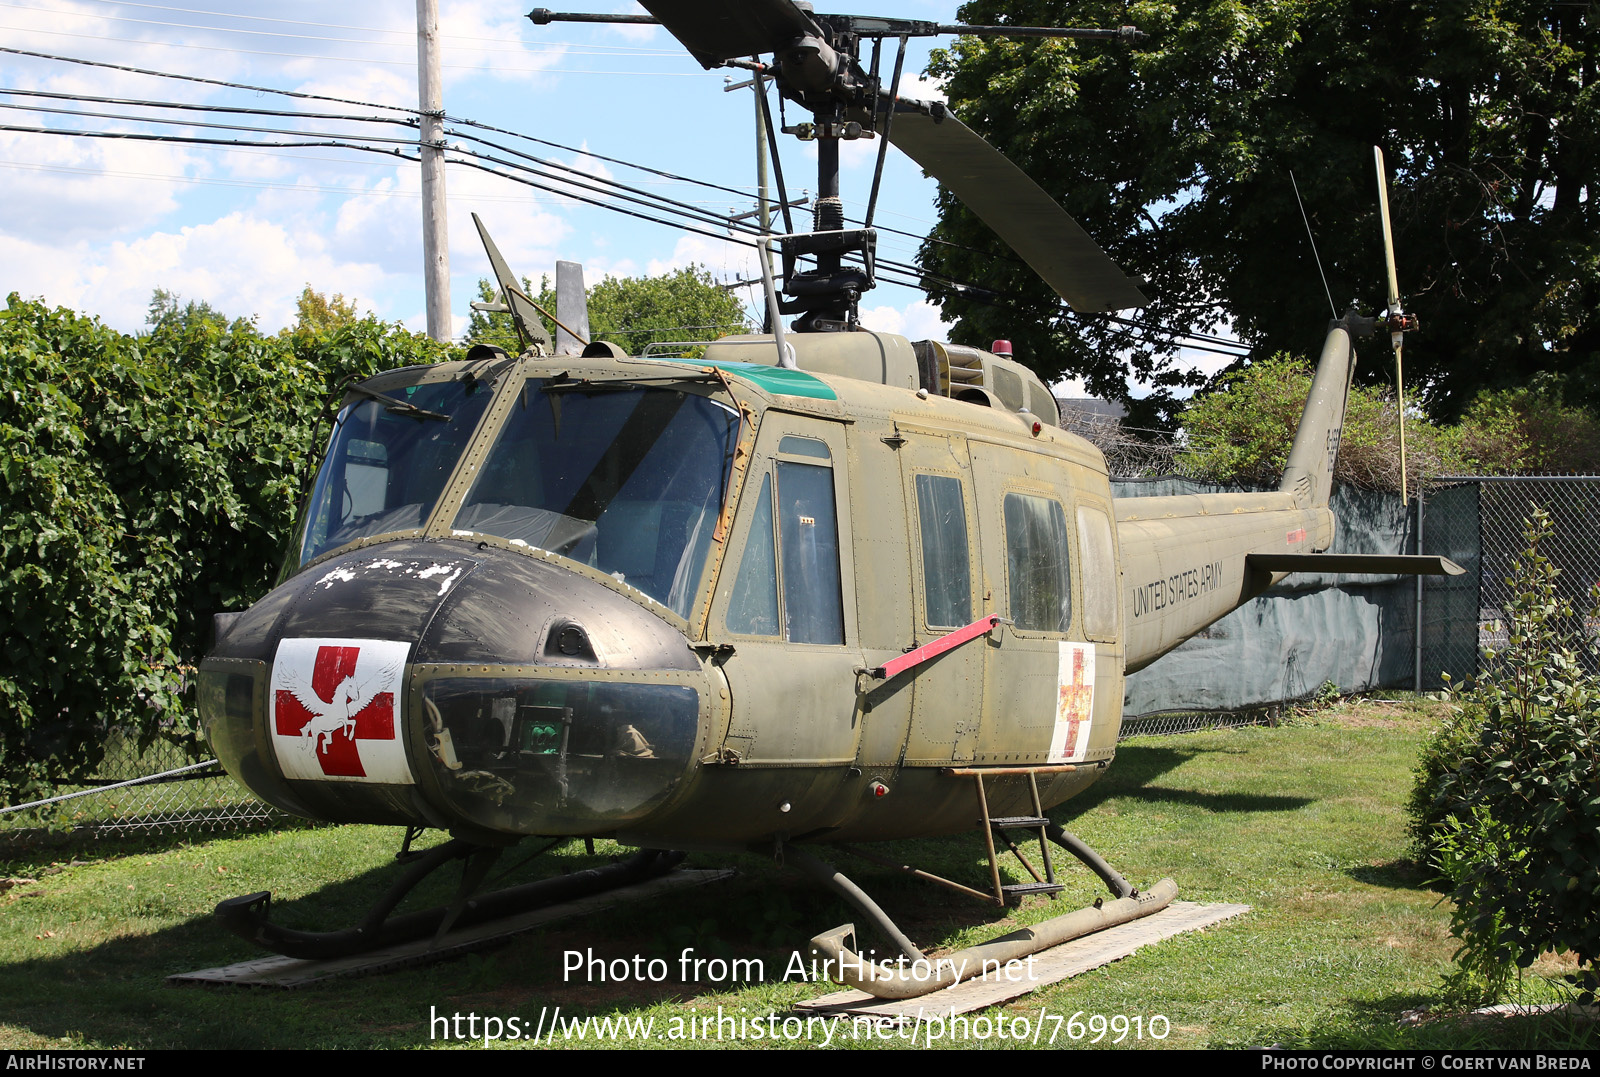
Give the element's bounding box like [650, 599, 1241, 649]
[417, 0, 451, 341]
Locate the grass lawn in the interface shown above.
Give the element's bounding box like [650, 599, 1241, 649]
[0, 696, 1592, 1050]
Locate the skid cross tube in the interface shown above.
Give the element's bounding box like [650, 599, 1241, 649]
[215, 844, 684, 960]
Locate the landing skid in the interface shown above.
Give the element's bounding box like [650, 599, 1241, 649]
[214, 838, 682, 961]
[787, 828, 1176, 1000]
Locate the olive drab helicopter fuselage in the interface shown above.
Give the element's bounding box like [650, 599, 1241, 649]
[198, 0, 1456, 990]
[205, 333, 1153, 848]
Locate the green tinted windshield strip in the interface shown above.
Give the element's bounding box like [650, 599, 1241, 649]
[648, 357, 837, 401]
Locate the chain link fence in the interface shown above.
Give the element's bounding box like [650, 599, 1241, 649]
[1420, 475, 1600, 688]
[1120, 703, 1292, 739]
[0, 731, 285, 844]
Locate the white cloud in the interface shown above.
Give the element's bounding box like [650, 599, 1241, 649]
[897, 72, 947, 104]
[644, 231, 759, 282]
[0, 129, 199, 241]
[858, 298, 953, 341]
[437, 0, 570, 86]
[0, 211, 390, 332]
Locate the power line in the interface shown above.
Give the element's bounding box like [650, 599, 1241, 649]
[447, 115, 762, 205]
[0, 22, 699, 73]
[0, 44, 419, 113]
[47, 0, 678, 52]
[0, 0, 682, 57]
[0, 100, 418, 144]
[0, 157, 565, 207]
[0, 85, 414, 128]
[0, 121, 420, 160]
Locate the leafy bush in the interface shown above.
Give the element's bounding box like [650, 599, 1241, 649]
[1452, 374, 1600, 476]
[1421, 510, 1600, 997]
[0, 295, 452, 804]
[1406, 696, 1488, 860]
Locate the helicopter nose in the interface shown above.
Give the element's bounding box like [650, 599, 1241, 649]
[204, 540, 709, 838]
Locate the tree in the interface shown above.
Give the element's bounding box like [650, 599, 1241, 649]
[292, 286, 360, 333]
[1175, 355, 1600, 490]
[922, 1, 1599, 426]
[467, 265, 750, 356]
[145, 288, 230, 333]
[585, 266, 750, 356]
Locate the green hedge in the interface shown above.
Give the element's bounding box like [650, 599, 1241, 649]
[0, 295, 453, 804]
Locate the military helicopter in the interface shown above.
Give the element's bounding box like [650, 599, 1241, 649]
[199, 0, 1457, 998]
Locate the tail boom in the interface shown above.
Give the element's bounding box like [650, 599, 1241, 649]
[1115, 312, 1369, 672]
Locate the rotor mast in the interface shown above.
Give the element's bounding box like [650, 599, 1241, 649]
[528, 4, 1147, 334]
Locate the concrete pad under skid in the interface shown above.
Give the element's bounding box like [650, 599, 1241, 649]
[170, 867, 737, 989]
[795, 900, 1250, 1019]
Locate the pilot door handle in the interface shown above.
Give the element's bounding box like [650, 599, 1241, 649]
[865, 614, 1003, 682]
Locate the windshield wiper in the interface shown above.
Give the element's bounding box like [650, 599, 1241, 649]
[345, 383, 450, 422]
[539, 373, 720, 394]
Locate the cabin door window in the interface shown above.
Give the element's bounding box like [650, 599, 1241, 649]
[913, 473, 972, 629]
[1002, 492, 1072, 634]
[724, 436, 845, 646]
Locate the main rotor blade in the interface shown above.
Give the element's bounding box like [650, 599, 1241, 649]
[635, 0, 820, 68]
[888, 101, 1147, 312]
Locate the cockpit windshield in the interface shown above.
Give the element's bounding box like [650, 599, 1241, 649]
[298, 379, 492, 566]
[453, 380, 739, 618]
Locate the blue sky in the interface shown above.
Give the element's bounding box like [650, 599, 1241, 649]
[0, 0, 967, 342]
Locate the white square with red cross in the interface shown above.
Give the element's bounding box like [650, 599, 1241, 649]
[269, 637, 413, 784]
[1051, 641, 1096, 764]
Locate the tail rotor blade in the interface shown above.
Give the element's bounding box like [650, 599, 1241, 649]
[554, 260, 591, 356]
[1373, 146, 1408, 502]
[1374, 147, 1402, 316]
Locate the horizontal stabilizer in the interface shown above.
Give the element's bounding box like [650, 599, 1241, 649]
[1247, 553, 1465, 577]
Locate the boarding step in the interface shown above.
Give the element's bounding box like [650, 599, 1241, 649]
[989, 815, 1049, 831]
[1001, 881, 1065, 898]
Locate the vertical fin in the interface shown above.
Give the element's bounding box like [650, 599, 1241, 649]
[554, 260, 590, 356]
[1280, 312, 1366, 509]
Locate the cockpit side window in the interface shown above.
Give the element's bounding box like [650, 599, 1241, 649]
[726, 473, 778, 635]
